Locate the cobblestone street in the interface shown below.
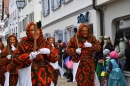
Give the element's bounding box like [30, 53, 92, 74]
[57, 76, 77, 86]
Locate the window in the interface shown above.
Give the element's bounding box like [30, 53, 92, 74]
[13, 12, 14, 18]
[14, 28, 15, 34]
[28, 0, 32, 2]
[20, 22, 22, 32]
[15, 10, 16, 17]
[29, 12, 34, 22]
[42, 0, 50, 16]
[59, 30, 63, 41]
[25, 0, 27, 6]
[22, 19, 25, 31]
[64, 29, 67, 42]
[16, 27, 17, 34]
[12, 29, 13, 34]
[51, 0, 61, 11]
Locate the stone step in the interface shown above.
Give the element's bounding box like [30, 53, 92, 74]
[57, 76, 77, 86]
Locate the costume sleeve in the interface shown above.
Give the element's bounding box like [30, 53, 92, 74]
[11, 44, 31, 69]
[45, 44, 59, 63]
[66, 38, 77, 57]
[91, 36, 101, 52]
[0, 48, 9, 67]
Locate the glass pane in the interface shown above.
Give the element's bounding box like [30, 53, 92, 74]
[16, 2, 25, 8]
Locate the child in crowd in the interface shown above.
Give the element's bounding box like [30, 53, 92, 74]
[108, 51, 127, 86]
[101, 49, 110, 86]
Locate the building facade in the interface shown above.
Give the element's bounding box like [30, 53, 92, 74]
[41, 0, 101, 42]
[19, 0, 42, 40]
[9, 0, 19, 40]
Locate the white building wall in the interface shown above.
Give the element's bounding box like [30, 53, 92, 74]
[42, 0, 101, 42]
[103, 0, 130, 40]
[9, 0, 19, 40]
[42, 0, 92, 27]
[19, 0, 42, 39]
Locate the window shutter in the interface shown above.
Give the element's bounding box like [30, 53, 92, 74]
[59, 30, 63, 41]
[64, 29, 67, 42]
[58, 0, 61, 7]
[42, 0, 45, 16]
[47, 0, 50, 14]
[51, 0, 54, 11]
[61, 0, 65, 4]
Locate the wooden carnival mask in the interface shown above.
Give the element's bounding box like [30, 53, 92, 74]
[81, 26, 89, 38]
[9, 36, 16, 46]
[28, 25, 41, 40]
[49, 37, 55, 44]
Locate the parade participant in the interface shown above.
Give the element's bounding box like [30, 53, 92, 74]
[67, 24, 101, 86]
[9, 21, 59, 86]
[48, 37, 60, 86]
[0, 41, 4, 56]
[0, 34, 18, 86]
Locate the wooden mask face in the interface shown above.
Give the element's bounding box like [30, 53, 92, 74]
[81, 27, 89, 38]
[49, 38, 55, 44]
[28, 25, 41, 40]
[9, 37, 16, 46]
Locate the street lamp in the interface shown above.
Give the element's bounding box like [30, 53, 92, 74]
[16, 0, 25, 9]
[15, 0, 25, 41]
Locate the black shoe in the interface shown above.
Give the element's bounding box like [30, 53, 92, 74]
[67, 76, 73, 82]
[67, 73, 72, 79]
[63, 72, 67, 76]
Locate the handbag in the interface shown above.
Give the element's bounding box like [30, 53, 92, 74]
[101, 61, 107, 77]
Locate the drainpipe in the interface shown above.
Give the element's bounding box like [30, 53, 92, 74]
[92, 0, 103, 36]
[1, 0, 4, 20]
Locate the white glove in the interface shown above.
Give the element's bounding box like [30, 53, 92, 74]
[84, 41, 92, 47]
[0, 50, 1, 53]
[7, 55, 11, 59]
[51, 43, 55, 48]
[39, 48, 50, 54]
[76, 48, 81, 55]
[29, 51, 41, 60]
[11, 45, 16, 51]
[51, 43, 54, 47]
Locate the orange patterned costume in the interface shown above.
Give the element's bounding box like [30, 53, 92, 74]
[9, 22, 59, 86]
[67, 24, 101, 86]
[0, 35, 18, 86]
[48, 37, 59, 86]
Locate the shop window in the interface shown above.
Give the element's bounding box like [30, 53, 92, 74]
[113, 17, 130, 71]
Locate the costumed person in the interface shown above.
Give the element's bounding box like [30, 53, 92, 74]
[103, 36, 114, 52]
[66, 27, 78, 82]
[94, 36, 104, 82]
[0, 34, 18, 86]
[48, 37, 59, 86]
[100, 49, 110, 86]
[0, 41, 4, 56]
[108, 51, 127, 86]
[67, 24, 101, 86]
[8, 21, 59, 86]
